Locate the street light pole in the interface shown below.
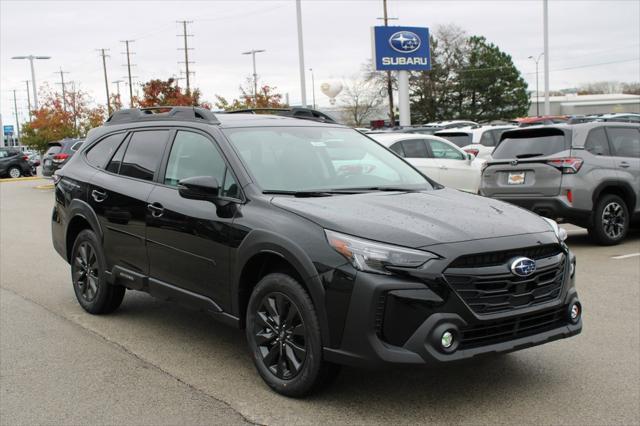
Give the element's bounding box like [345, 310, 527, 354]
[242, 49, 266, 107]
[528, 53, 543, 117]
[24, 80, 32, 119]
[296, 0, 307, 107]
[543, 0, 550, 115]
[11, 55, 51, 110]
[309, 68, 316, 109]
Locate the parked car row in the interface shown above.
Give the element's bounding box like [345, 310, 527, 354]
[0, 148, 35, 178]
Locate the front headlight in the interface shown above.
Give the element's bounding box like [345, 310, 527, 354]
[542, 217, 568, 242]
[325, 230, 438, 275]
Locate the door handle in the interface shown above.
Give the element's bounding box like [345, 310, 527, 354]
[439, 165, 448, 170]
[91, 189, 107, 203]
[619, 162, 630, 168]
[147, 202, 165, 218]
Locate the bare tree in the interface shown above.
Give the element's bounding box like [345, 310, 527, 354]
[339, 76, 384, 127]
[577, 81, 622, 95]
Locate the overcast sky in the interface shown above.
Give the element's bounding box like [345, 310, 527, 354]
[1, 0, 639, 127]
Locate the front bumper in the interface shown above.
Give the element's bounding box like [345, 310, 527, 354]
[323, 235, 582, 367]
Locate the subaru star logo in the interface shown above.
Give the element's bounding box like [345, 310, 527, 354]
[510, 257, 536, 277]
[389, 31, 421, 53]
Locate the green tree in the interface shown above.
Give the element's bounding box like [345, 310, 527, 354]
[409, 26, 529, 123]
[456, 36, 529, 121]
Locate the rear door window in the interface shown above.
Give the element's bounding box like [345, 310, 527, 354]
[606, 127, 640, 158]
[428, 140, 465, 160]
[400, 139, 429, 158]
[118, 130, 170, 181]
[389, 142, 404, 156]
[584, 128, 611, 156]
[479, 131, 495, 147]
[492, 129, 568, 159]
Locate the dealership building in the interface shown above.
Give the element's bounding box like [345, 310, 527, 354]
[529, 93, 640, 116]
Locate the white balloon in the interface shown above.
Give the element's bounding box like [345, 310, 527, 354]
[320, 81, 343, 99]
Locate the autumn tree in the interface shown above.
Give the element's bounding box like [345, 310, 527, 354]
[134, 78, 209, 108]
[339, 77, 384, 127]
[214, 78, 285, 111]
[20, 85, 106, 152]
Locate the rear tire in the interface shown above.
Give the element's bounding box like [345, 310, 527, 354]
[70, 229, 125, 314]
[8, 166, 21, 178]
[589, 194, 629, 245]
[246, 273, 339, 397]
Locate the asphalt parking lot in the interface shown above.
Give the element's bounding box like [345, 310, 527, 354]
[1, 178, 639, 425]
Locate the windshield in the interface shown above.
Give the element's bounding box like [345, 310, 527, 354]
[437, 133, 471, 147]
[223, 126, 432, 192]
[493, 131, 568, 159]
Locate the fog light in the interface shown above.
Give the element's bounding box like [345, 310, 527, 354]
[441, 331, 454, 348]
[569, 302, 581, 323]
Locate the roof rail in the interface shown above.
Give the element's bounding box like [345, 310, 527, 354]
[105, 106, 220, 125]
[225, 107, 338, 124]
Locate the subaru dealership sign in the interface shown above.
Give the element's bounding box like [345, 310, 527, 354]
[372, 26, 431, 71]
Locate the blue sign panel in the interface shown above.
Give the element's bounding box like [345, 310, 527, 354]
[3, 125, 14, 135]
[373, 26, 431, 71]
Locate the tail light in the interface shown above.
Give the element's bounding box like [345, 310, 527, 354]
[22, 155, 29, 161]
[52, 153, 70, 164]
[464, 148, 479, 157]
[547, 157, 583, 174]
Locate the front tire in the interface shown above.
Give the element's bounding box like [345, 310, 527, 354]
[590, 194, 629, 245]
[246, 273, 339, 397]
[70, 229, 125, 314]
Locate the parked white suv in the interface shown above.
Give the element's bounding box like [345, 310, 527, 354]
[436, 125, 516, 160]
[369, 133, 483, 193]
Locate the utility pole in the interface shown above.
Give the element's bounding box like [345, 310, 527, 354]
[12, 90, 21, 143]
[543, 0, 550, 115]
[381, 0, 396, 126]
[24, 80, 32, 119]
[177, 20, 194, 97]
[242, 49, 266, 107]
[55, 68, 70, 112]
[112, 79, 124, 110]
[97, 49, 112, 115]
[121, 40, 136, 107]
[309, 68, 316, 109]
[11, 55, 51, 110]
[295, 0, 307, 107]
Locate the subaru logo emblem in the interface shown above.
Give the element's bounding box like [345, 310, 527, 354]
[510, 257, 536, 277]
[389, 31, 421, 53]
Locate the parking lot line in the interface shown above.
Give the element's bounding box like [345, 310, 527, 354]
[611, 252, 640, 260]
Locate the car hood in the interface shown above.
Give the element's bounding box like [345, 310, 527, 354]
[271, 189, 552, 249]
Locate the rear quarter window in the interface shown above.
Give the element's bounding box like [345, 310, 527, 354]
[493, 129, 568, 159]
[436, 133, 471, 147]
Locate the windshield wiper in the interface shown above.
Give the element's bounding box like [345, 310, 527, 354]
[339, 186, 422, 192]
[515, 153, 545, 159]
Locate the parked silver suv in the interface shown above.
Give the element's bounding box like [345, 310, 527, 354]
[480, 122, 640, 245]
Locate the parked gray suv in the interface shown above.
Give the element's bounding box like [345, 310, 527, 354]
[480, 122, 640, 245]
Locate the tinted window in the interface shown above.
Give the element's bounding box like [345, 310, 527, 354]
[479, 131, 495, 147]
[607, 127, 640, 158]
[70, 142, 83, 152]
[400, 140, 429, 158]
[389, 142, 404, 156]
[428, 140, 465, 160]
[437, 133, 471, 147]
[493, 130, 567, 159]
[106, 136, 128, 174]
[45, 145, 61, 156]
[0, 150, 7, 159]
[584, 128, 610, 156]
[119, 130, 169, 181]
[86, 133, 126, 168]
[164, 131, 226, 187]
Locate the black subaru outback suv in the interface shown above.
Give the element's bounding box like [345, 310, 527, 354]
[52, 107, 582, 397]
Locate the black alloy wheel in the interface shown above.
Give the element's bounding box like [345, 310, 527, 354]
[253, 292, 307, 380]
[601, 201, 626, 240]
[590, 194, 629, 245]
[73, 241, 100, 302]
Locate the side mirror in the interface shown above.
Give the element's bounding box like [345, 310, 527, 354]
[467, 153, 476, 163]
[178, 176, 220, 202]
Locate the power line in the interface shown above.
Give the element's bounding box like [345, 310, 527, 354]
[121, 40, 136, 107]
[177, 20, 194, 97]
